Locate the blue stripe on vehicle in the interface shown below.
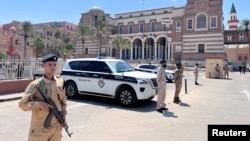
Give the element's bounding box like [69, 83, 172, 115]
[61, 71, 138, 83]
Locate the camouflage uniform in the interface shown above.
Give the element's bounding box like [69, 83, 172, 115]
[215, 64, 220, 79]
[173, 64, 183, 103]
[19, 75, 67, 141]
[223, 64, 229, 79]
[194, 63, 199, 85]
[19, 53, 67, 141]
[156, 65, 167, 110]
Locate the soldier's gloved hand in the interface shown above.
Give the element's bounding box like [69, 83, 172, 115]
[36, 101, 53, 111]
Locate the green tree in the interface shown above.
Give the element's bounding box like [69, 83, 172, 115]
[111, 34, 130, 59]
[32, 35, 45, 58]
[60, 42, 74, 58]
[0, 51, 7, 59]
[77, 24, 93, 57]
[241, 19, 250, 51]
[20, 21, 32, 59]
[54, 28, 61, 39]
[93, 16, 108, 57]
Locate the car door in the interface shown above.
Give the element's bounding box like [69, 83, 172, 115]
[84, 61, 114, 96]
[74, 61, 94, 93]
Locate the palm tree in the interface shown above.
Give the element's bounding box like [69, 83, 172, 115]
[54, 28, 61, 39]
[111, 34, 130, 59]
[93, 16, 108, 57]
[241, 19, 250, 51]
[77, 24, 93, 57]
[32, 35, 45, 58]
[60, 42, 74, 58]
[20, 21, 32, 59]
[53, 28, 62, 54]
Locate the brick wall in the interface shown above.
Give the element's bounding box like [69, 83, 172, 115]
[0, 80, 32, 94]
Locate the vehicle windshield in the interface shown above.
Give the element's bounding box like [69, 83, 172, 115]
[107, 61, 134, 73]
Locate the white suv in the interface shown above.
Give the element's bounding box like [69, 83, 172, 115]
[61, 58, 158, 107]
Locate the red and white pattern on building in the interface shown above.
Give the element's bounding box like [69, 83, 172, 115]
[78, 0, 226, 66]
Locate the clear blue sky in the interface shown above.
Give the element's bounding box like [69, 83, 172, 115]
[0, 0, 248, 29]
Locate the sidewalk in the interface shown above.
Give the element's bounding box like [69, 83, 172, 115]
[0, 92, 23, 102]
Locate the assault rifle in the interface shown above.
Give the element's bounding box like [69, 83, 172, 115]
[36, 81, 73, 137]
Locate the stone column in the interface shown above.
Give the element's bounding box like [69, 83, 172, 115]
[109, 45, 112, 57]
[142, 43, 145, 60]
[130, 43, 133, 60]
[135, 45, 137, 59]
[168, 43, 171, 60]
[154, 42, 157, 60]
[120, 49, 122, 59]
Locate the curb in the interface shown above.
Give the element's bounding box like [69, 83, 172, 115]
[0, 96, 22, 102]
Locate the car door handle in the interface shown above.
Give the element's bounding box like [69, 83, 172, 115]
[92, 74, 98, 77]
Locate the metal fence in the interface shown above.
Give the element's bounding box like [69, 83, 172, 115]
[0, 58, 43, 81]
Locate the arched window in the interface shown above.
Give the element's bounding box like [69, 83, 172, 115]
[151, 22, 156, 32]
[128, 24, 133, 34]
[196, 14, 206, 29]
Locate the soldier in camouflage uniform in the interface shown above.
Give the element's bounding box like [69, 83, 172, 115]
[173, 63, 183, 104]
[19, 54, 67, 141]
[156, 60, 168, 113]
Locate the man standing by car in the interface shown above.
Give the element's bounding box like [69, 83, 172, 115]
[18, 54, 68, 141]
[156, 60, 168, 113]
[173, 63, 183, 104]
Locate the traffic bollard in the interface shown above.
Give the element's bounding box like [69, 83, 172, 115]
[185, 78, 187, 94]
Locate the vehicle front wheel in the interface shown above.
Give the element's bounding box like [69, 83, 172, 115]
[116, 86, 137, 107]
[65, 81, 79, 98]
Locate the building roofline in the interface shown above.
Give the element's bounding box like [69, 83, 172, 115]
[114, 6, 178, 16]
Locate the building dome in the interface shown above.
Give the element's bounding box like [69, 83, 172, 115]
[89, 6, 104, 13]
[9, 26, 16, 32]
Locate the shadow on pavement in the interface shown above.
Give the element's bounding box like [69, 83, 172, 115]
[163, 111, 178, 118]
[179, 102, 191, 107]
[67, 95, 157, 113]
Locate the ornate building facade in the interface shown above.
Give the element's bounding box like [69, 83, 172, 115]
[0, 21, 77, 59]
[224, 3, 250, 64]
[78, 0, 226, 66]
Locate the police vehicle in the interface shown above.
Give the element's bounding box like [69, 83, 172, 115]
[134, 63, 174, 82]
[60, 58, 158, 107]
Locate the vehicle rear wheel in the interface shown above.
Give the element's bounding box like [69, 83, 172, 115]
[116, 86, 137, 107]
[65, 81, 79, 98]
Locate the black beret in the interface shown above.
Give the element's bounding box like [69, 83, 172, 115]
[176, 63, 181, 66]
[160, 60, 166, 64]
[42, 54, 58, 63]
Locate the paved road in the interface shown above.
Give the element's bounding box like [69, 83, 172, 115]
[0, 71, 250, 141]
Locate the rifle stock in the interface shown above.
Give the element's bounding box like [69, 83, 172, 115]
[36, 83, 73, 137]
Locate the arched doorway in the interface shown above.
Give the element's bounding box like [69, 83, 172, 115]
[157, 37, 167, 60]
[144, 38, 154, 60]
[132, 39, 142, 60]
